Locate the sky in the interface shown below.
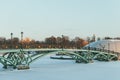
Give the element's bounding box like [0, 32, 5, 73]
[0, 0, 120, 40]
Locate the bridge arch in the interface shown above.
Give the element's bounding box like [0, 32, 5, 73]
[0, 49, 119, 69]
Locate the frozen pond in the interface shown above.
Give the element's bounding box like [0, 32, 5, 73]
[0, 54, 120, 80]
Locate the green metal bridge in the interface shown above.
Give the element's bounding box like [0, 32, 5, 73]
[49, 49, 119, 63]
[0, 49, 119, 69]
[0, 49, 57, 69]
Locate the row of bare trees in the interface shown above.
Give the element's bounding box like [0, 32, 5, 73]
[0, 36, 88, 49]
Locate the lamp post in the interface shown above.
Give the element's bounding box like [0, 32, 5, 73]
[62, 35, 64, 51]
[21, 32, 23, 49]
[11, 33, 13, 49]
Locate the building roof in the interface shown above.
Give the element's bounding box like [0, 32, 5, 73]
[84, 39, 120, 53]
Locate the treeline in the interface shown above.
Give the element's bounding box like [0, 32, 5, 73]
[0, 34, 118, 49]
[0, 35, 88, 49]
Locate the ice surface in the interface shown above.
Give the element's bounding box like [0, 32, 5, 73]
[0, 54, 120, 80]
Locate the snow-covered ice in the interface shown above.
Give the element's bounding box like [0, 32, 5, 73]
[0, 54, 120, 80]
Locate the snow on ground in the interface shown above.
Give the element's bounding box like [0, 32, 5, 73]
[0, 54, 120, 80]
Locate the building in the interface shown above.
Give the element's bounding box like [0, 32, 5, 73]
[84, 39, 120, 53]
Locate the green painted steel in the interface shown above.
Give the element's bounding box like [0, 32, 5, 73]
[50, 50, 118, 63]
[0, 49, 56, 69]
[0, 49, 32, 69]
[0, 49, 119, 69]
[55, 50, 94, 63]
[93, 52, 118, 61]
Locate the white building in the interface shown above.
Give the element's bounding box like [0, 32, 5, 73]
[84, 39, 120, 53]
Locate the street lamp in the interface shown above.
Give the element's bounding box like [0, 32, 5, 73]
[21, 32, 23, 49]
[11, 33, 13, 49]
[62, 35, 64, 51]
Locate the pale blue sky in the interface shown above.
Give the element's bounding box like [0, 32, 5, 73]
[0, 0, 120, 40]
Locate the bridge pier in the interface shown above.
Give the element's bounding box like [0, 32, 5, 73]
[17, 65, 30, 70]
